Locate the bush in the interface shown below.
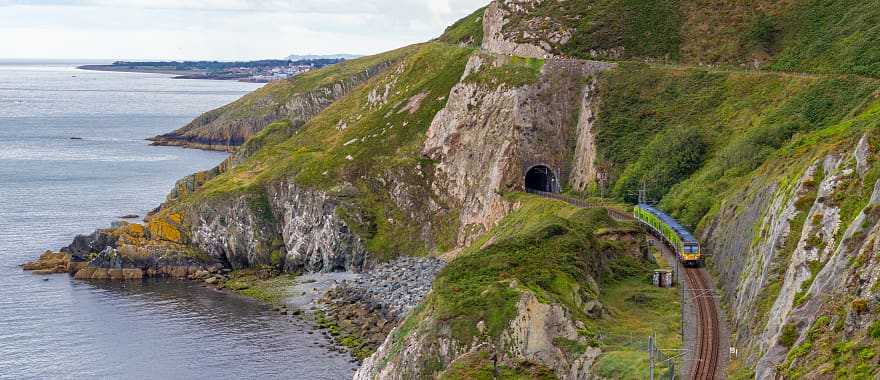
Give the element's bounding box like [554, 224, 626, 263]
[852, 298, 869, 314]
[779, 323, 798, 347]
[869, 320, 880, 339]
[746, 13, 780, 52]
[614, 125, 708, 203]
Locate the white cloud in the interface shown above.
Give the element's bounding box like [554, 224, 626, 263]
[0, 0, 487, 60]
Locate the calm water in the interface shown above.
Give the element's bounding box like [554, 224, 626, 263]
[0, 63, 357, 379]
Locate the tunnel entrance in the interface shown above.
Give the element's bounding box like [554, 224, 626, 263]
[525, 165, 558, 193]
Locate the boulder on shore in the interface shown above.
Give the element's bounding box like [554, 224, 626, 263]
[21, 251, 72, 274]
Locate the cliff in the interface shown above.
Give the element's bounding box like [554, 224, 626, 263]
[30, 0, 880, 378]
[355, 197, 679, 379]
[148, 47, 411, 151]
[481, 0, 880, 76]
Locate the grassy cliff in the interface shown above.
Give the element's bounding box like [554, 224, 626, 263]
[149, 46, 414, 150]
[163, 42, 474, 259]
[373, 194, 680, 379]
[585, 62, 879, 230]
[497, 0, 880, 77]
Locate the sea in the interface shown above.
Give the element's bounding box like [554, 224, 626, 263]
[0, 61, 358, 379]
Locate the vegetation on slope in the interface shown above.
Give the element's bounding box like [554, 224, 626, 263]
[389, 194, 680, 379]
[157, 45, 417, 146]
[167, 42, 474, 259]
[437, 6, 486, 47]
[224, 268, 297, 305]
[500, 0, 880, 78]
[589, 62, 879, 229]
[769, 0, 880, 77]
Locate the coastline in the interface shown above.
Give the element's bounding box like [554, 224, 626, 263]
[76, 64, 206, 77]
[147, 135, 238, 152]
[77, 65, 276, 82]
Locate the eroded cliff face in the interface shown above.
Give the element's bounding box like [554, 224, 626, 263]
[424, 53, 612, 246]
[183, 181, 369, 273]
[149, 61, 393, 151]
[355, 291, 600, 380]
[270, 181, 367, 272]
[481, 0, 566, 59]
[702, 133, 880, 378]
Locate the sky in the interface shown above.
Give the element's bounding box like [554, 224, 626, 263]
[0, 0, 488, 61]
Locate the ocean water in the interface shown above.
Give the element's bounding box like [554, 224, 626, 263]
[0, 63, 357, 379]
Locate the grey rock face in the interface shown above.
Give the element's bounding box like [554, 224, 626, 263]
[703, 134, 880, 378]
[270, 181, 368, 273]
[184, 180, 368, 273]
[481, 0, 565, 58]
[190, 195, 277, 269]
[423, 53, 612, 246]
[61, 229, 117, 260]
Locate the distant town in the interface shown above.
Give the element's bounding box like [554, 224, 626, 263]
[77, 55, 357, 82]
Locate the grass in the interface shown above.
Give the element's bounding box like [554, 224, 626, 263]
[224, 269, 297, 305]
[496, 0, 880, 78]
[769, 0, 880, 77]
[438, 351, 556, 380]
[172, 44, 419, 144]
[382, 194, 678, 378]
[463, 54, 544, 88]
[436, 7, 486, 47]
[592, 277, 681, 379]
[498, 0, 682, 61]
[164, 42, 474, 261]
[588, 62, 878, 230]
[428, 194, 612, 342]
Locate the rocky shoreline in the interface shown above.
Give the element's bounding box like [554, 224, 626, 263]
[312, 257, 446, 359]
[22, 228, 447, 365]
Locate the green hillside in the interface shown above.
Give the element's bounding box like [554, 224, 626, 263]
[587, 62, 879, 229]
[169, 42, 474, 258]
[500, 0, 880, 77]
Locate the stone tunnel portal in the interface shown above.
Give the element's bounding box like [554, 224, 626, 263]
[525, 165, 559, 193]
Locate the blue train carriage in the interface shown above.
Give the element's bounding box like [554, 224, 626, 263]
[633, 204, 704, 267]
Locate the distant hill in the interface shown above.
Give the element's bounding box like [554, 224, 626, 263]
[286, 54, 361, 61]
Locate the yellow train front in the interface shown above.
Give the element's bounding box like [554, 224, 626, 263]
[680, 242, 703, 267]
[633, 204, 704, 267]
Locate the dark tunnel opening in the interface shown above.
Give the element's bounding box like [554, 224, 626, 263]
[524, 165, 558, 193]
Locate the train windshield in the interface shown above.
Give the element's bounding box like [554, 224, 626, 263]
[684, 245, 698, 253]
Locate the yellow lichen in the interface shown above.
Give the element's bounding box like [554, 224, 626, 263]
[147, 213, 185, 243]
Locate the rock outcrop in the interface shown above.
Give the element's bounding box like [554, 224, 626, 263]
[149, 61, 394, 151]
[21, 251, 78, 274]
[481, 0, 563, 58]
[354, 289, 599, 380]
[702, 134, 880, 378]
[424, 53, 612, 245]
[28, 222, 221, 280]
[271, 181, 368, 272]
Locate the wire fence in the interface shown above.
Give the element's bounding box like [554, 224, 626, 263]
[524, 188, 632, 220]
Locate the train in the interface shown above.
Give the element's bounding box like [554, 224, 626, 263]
[633, 204, 703, 267]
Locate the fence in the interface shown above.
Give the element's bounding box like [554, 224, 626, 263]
[525, 188, 632, 220]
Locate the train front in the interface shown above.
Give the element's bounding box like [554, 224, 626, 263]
[681, 242, 703, 267]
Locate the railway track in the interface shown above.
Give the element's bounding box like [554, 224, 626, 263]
[524, 189, 723, 378]
[685, 267, 720, 379]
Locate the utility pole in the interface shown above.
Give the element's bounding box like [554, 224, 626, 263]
[638, 179, 651, 205]
[648, 335, 653, 380]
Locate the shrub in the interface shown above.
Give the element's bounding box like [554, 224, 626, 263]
[746, 13, 780, 52]
[852, 298, 869, 314]
[869, 320, 880, 339]
[779, 323, 799, 347]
